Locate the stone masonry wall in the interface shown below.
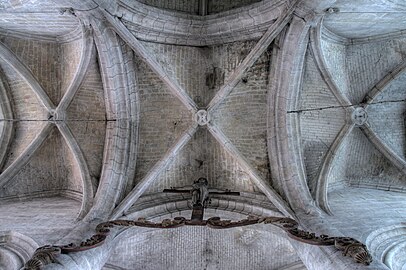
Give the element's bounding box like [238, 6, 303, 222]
[212, 40, 271, 184]
[367, 71, 406, 160]
[320, 38, 348, 98]
[347, 36, 406, 104]
[208, 0, 261, 14]
[141, 42, 213, 108]
[0, 197, 81, 246]
[133, 50, 193, 187]
[298, 49, 346, 197]
[344, 128, 406, 191]
[0, 128, 83, 199]
[106, 225, 301, 270]
[66, 46, 106, 182]
[0, 36, 62, 105]
[136, 0, 199, 14]
[145, 128, 259, 194]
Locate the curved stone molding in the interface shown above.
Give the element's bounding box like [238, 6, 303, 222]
[207, 123, 295, 219]
[0, 41, 55, 111]
[366, 224, 406, 270]
[117, 0, 289, 46]
[363, 59, 406, 105]
[111, 124, 198, 219]
[321, 25, 349, 45]
[267, 16, 315, 213]
[57, 24, 83, 44]
[56, 24, 94, 113]
[0, 69, 13, 171]
[207, 1, 297, 113]
[84, 20, 139, 221]
[315, 123, 354, 215]
[103, 11, 198, 113]
[310, 19, 352, 107]
[360, 123, 406, 177]
[0, 231, 38, 270]
[0, 123, 53, 189]
[56, 122, 94, 220]
[126, 193, 281, 219]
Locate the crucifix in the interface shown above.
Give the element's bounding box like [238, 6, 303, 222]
[163, 177, 240, 223]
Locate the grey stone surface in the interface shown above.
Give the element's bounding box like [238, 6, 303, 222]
[0, 0, 404, 269]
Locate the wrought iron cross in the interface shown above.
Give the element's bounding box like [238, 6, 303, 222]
[163, 177, 240, 223]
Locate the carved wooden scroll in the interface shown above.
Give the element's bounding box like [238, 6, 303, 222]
[22, 216, 372, 269]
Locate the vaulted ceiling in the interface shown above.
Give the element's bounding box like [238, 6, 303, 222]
[0, 0, 405, 269]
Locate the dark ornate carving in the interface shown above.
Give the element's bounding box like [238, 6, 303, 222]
[334, 237, 373, 265]
[22, 245, 61, 270]
[25, 216, 373, 269]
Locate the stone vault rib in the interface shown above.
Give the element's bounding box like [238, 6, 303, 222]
[83, 19, 138, 221]
[309, 19, 352, 107]
[56, 24, 94, 114]
[361, 122, 406, 176]
[315, 123, 354, 215]
[0, 69, 13, 170]
[0, 122, 53, 188]
[110, 123, 198, 219]
[358, 56, 406, 180]
[103, 11, 198, 113]
[268, 15, 315, 213]
[56, 122, 94, 219]
[0, 41, 55, 112]
[207, 1, 298, 113]
[207, 123, 295, 218]
[363, 59, 406, 105]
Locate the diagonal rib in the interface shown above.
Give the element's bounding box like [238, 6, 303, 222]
[315, 123, 354, 215]
[103, 11, 198, 113]
[361, 123, 406, 176]
[363, 59, 406, 105]
[207, 123, 296, 219]
[0, 41, 55, 111]
[110, 123, 198, 219]
[56, 121, 94, 219]
[0, 122, 53, 188]
[207, 2, 297, 113]
[309, 20, 352, 107]
[57, 24, 95, 113]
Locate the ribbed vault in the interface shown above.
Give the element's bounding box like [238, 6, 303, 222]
[0, 0, 405, 270]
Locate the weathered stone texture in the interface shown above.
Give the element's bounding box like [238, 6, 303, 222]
[136, 0, 199, 14]
[145, 128, 259, 194]
[212, 48, 270, 181]
[344, 128, 406, 191]
[0, 128, 83, 199]
[1, 122, 47, 171]
[133, 55, 193, 186]
[0, 59, 48, 120]
[328, 136, 350, 190]
[66, 48, 106, 181]
[211, 40, 257, 81]
[0, 197, 80, 245]
[320, 38, 348, 97]
[347, 36, 406, 104]
[299, 50, 346, 195]
[328, 187, 406, 242]
[0, 12, 78, 37]
[207, 0, 261, 14]
[367, 71, 406, 159]
[141, 42, 213, 107]
[0, 37, 61, 105]
[60, 38, 82, 98]
[106, 225, 301, 270]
